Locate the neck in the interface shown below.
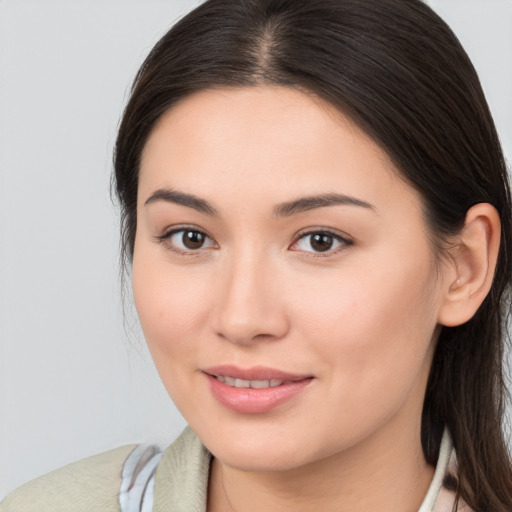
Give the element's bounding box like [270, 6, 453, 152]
[207, 421, 435, 512]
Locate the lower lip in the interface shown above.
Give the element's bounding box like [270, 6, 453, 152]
[205, 374, 313, 414]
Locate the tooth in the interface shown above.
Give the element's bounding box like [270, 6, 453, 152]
[250, 380, 270, 389]
[235, 378, 251, 388]
[218, 376, 286, 388]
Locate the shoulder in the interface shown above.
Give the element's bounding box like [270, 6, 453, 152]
[1, 429, 211, 512]
[1, 444, 137, 512]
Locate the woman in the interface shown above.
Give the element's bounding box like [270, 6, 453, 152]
[2, 0, 511, 511]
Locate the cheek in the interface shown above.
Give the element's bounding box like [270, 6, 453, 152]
[294, 251, 436, 339]
[131, 253, 217, 418]
[131, 245, 211, 361]
[289, 247, 439, 408]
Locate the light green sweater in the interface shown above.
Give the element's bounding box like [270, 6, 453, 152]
[1, 428, 210, 512]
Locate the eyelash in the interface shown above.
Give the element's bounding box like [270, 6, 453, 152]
[155, 226, 217, 257]
[290, 229, 353, 257]
[155, 226, 353, 258]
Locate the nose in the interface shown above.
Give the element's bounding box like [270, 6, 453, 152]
[210, 251, 290, 345]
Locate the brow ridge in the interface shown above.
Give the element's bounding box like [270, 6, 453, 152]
[144, 189, 374, 217]
[144, 188, 218, 215]
[273, 193, 375, 217]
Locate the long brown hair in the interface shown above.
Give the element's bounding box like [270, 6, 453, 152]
[113, 1, 512, 509]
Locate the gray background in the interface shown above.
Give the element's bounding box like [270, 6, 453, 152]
[1, 0, 511, 499]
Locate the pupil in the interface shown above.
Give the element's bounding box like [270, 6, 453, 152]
[183, 231, 205, 249]
[311, 233, 333, 252]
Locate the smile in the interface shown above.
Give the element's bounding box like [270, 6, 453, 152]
[202, 365, 314, 414]
[215, 376, 286, 388]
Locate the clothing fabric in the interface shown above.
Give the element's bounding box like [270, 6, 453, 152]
[125, 426, 462, 512]
[1, 427, 464, 512]
[120, 445, 163, 512]
[0, 444, 137, 512]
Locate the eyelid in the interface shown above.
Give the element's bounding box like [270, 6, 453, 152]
[155, 225, 218, 255]
[289, 228, 354, 256]
[154, 224, 353, 258]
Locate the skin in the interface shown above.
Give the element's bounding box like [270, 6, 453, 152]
[132, 86, 497, 511]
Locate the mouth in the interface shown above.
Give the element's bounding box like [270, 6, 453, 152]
[214, 376, 289, 388]
[202, 365, 314, 414]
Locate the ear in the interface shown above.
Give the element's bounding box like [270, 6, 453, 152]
[437, 203, 501, 327]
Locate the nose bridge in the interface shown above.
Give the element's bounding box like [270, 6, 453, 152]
[212, 244, 288, 344]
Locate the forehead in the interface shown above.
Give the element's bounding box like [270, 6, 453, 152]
[138, 86, 420, 215]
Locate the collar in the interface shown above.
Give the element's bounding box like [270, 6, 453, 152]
[123, 426, 461, 512]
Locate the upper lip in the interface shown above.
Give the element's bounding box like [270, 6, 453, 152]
[202, 365, 313, 381]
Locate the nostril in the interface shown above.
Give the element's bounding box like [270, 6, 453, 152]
[214, 324, 288, 346]
[210, 270, 290, 344]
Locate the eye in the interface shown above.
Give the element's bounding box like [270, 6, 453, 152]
[157, 227, 217, 254]
[290, 230, 352, 255]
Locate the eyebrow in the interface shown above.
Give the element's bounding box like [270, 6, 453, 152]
[144, 189, 218, 215]
[144, 188, 375, 217]
[273, 193, 375, 217]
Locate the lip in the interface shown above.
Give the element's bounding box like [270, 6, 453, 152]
[203, 364, 311, 381]
[202, 365, 314, 414]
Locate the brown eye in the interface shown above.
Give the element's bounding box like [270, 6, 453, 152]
[159, 228, 216, 253]
[310, 233, 334, 252]
[182, 230, 206, 249]
[291, 230, 351, 255]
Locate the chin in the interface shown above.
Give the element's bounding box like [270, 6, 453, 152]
[211, 441, 311, 472]
[191, 418, 330, 473]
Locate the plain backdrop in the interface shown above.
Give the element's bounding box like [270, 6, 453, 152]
[1, 0, 511, 500]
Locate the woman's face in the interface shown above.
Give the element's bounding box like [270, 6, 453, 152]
[133, 86, 448, 471]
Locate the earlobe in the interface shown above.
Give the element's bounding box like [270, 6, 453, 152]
[438, 203, 501, 327]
